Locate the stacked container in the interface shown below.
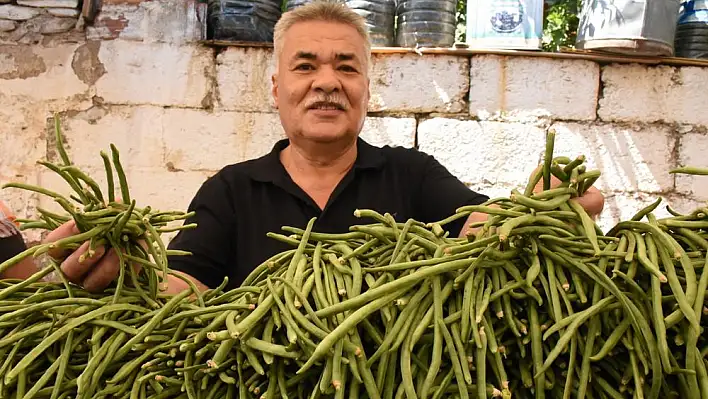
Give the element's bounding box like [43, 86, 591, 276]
[346, 0, 396, 47]
[286, 0, 395, 46]
[285, 0, 311, 10]
[207, 0, 283, 42]
[395, 0, 458, 48]
[674, 0, 708, 59]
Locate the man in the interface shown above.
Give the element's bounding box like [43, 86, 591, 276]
[0, 201, 32, 275]
[0, 0, 604, 292]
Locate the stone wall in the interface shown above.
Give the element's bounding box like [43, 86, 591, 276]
[1, 0, 707, 245]
[0, 0, 82, 45]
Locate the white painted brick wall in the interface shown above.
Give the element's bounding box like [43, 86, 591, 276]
[164, 110, 284, 170]
[3, 40, 708, 239]
[469, 55, 599, 122]
[360, 117, 416, 148]
[96, 41, 213, 107]
[599, 64, 708, 126]
[550, 122, 675, 194]
[369, 53, 469, 113]
[216, 47, 276, 112]
[126, 169, 214, 213]
[676, 130, 708, 201]
[417, 118, 546, 188]
[59, 106, 166, 169]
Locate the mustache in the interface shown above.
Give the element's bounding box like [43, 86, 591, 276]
[304, 95, 348, 110]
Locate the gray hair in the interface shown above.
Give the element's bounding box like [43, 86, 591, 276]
[273, 0, 372, 70]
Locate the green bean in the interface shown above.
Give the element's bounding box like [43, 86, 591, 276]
[670, 166, 708, 175]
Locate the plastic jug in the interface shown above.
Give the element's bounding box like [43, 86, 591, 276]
[207, 0, 283, 42]
[675, 0, 708, 59]
[395, 0, 458, 48]
[345, 0, 396, 46]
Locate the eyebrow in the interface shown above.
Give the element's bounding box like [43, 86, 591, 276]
[292, 51, 358, 62]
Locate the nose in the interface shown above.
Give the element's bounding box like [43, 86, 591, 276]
[311, 65, 342, 94]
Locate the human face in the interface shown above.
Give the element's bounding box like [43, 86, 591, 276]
[272, 20, 370, 145]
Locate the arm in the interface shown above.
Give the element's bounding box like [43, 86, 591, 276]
[21, 172, 235, 294]
[0, 234, 37, 280]
[0, 203, 37, 279]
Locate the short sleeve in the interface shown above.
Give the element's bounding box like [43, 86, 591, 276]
[0, 234, 26, 264]
[167, 172, 237, 289]
[415, 153, 489, 237]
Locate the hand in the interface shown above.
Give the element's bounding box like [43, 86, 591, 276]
[43, 220, 126, 293]
[532, 168, 605, 219]
[42, 221, 209, 295]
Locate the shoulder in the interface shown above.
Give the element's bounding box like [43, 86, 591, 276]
[372, 144, 440, 179]
[202, 153, 270, 188]
[0, 201, 20, 238]
[376, 144, 436, 167]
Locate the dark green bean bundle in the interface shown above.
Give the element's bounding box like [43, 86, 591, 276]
[1, 120, 707, 399]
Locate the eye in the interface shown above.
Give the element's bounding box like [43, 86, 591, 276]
[295, 64, 314, 71]
[339, 65, 358, 72]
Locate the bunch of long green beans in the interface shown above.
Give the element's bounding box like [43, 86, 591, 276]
[0, 114, 196, 300]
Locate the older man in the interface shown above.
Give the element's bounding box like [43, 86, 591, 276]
[2, 0, 604, 292]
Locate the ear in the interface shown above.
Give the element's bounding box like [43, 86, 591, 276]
[271, 73, 279, 109]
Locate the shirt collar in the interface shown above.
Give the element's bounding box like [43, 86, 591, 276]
[247, 137, 386, 183]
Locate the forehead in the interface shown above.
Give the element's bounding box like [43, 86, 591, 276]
[281, 21, 367, 62]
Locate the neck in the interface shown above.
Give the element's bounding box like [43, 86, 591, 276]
[281, 138, 358, 179]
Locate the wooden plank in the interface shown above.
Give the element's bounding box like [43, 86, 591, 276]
[197, 40, 708, 67]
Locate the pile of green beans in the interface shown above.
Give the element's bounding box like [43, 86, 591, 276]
[1, 126, 707, 399]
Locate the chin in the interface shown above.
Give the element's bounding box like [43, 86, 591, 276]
[301, 132, 350, 143]
[299, 125, 353, 143]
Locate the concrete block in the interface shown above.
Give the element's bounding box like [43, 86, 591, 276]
[96, 40, 213, 108]
[0, 44, 88, 101]
[599, 64, 708, 126]
[163, 110, 285, 171]
[417, 118, 546, 189]
[470, 55, 599, 122]
[360, 116, 416, 148]
[550, 122, 675, 194]
[369, 53, 468, 113]
[216, 47, 275, 112]
[676, 131, 708, 201]
[126, 168, 215, 214]
[0, 103, 48, 180]
[57, 106, 166, 169]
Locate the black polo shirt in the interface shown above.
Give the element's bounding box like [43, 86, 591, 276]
[166, 138, 488, 289]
